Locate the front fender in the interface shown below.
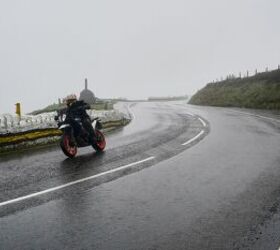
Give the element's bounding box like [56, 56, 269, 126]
[92, 119, 102, 129]
[59, 124, 71, 130]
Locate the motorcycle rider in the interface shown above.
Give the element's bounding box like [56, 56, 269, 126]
[62, 94, 96, 145]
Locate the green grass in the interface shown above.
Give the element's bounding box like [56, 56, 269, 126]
[189, 69, 280, 109]
[30, 101, 114, 115]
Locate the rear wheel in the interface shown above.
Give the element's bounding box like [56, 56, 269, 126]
[92, 130, 106, 152]
[60, 134, 77, 158]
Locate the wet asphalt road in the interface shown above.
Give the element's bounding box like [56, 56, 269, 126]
[0, 102, 280, 250]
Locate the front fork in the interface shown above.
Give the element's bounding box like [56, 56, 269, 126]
[62, 127, 76, 146]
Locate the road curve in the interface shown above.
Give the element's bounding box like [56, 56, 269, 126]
[1, 102, 280, 250]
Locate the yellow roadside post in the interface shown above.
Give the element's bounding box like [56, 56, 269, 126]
[15, 103, 21, 117]
[15, 103, 21, 124]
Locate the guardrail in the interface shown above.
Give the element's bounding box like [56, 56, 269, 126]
[0, 110, 129, 134]
[0, 109, 131, 154]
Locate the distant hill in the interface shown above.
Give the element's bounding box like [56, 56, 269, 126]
[29, 99, 114, 115]
[189, 69, 280, 110]
[29, 103, 65, 115]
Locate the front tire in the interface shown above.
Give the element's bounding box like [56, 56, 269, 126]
[60, 134, 77, 158]
[92, 130, 106, 152]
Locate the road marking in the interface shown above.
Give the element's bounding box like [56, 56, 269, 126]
[198, 117, 207, 127]
[229, 110, 280, 123]
[182, 130, 205, 146]
[127, 104, 136, 120]
[131, 111, 136, 120]
[185, 112, 194, 117]
[0, 156, 155, 207]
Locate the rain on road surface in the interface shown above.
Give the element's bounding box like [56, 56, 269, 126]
[0, 102, 280, 250]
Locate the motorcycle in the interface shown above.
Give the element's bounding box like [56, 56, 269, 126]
[55, 115, 106, 158]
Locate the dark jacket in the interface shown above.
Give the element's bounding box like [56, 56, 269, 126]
[65, 100, 91, 120]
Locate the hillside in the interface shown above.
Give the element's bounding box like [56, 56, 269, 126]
[29, 100, 114, 115]
[189, 69, 280, 109]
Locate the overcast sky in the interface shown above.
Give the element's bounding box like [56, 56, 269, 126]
[0, 0, 279, 114]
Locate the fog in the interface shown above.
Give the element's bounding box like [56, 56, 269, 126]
[0, 0, 279, 114]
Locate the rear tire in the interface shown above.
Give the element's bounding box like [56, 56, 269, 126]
[60, 134, 77, 158]
[92, 130, 106, 152]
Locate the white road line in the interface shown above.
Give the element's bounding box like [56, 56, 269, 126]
[198, 117, 207, 127]
[229, 110, 280, 123]
[182, 130, 205, 146]
[131, 111, 136, 120]
[185, 112, 194, 117]
[0, 156, 155, 207]
[127, 105, 136, 120]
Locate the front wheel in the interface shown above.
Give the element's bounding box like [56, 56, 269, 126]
[92, 130, 106, 152]
[60, 134, 77, 158]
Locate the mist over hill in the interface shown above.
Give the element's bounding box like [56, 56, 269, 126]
[189, 68, 280, 110]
